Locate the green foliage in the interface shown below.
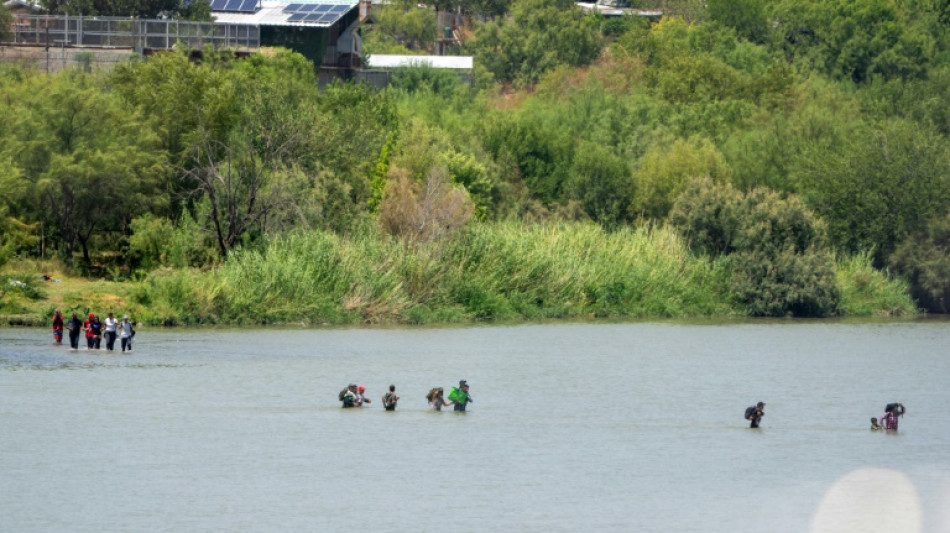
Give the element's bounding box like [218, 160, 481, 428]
[566, 141, 635, 227]
[790, 119, 950, 265]
[41, 0, 194, 17]
[634, 137, 731, 219]
[362, 5, 438, 53]
[889, 211, 950, 313]
[470, 0, 604, 86]
[1, 69, 166, 265]
[708, 0, 768, 44]
[0, 6, 13, 41]
[132, 223, 733, 325]
[836, 252, 915, 316]
[769, 0, 940, 83]
[390, 64, 462, 96]
[670, 178, 840, 317]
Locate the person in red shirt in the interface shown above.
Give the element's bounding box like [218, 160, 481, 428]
[83, 313, 95, 349]
[52, 310, 64, 345]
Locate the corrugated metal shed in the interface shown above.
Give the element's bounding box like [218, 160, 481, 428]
[212, 0, 357, 27]
[366, 54, 473, 69]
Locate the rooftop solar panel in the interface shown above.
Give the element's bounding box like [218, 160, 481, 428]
[299, 4, 317, 11]
[318, 12, 338, 22]
[329, 4, 348, 12]
[284, 3, 303, 11]
[209, 0, 227, 10]
[303, 13, 321, 21]
[238, 0, 257, 11]
[287, 12, 306, 20]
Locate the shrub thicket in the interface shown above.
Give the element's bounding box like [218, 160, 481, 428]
[670, 178, 840, 317]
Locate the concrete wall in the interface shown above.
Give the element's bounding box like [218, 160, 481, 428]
[0, 45, 137, 73]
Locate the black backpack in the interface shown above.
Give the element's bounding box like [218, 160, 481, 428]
[338, 388, 347, 402]
[744, 406, 757, 420]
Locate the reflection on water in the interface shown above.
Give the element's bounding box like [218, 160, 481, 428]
[2, 321, 949, 532]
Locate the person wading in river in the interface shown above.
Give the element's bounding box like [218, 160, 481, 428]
[745, 401, 765, 428]
[382, 385, 399, 411]
[66, 312, 82, 350]
[448, 380, 473, 412]
[881, 402, 906, 431]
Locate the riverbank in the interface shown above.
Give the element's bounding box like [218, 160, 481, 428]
[1, 224, 917, 327]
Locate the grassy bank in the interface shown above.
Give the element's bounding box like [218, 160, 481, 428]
[1, 223, 917, 327]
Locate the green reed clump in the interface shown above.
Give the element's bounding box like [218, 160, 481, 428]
[436, 222, 734, 320]
[836, 253, 916, 316]
[129, 222, 915, 325]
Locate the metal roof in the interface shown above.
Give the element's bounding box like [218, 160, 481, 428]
[211, 0, 357, 27]
[366, 54, 473, 69]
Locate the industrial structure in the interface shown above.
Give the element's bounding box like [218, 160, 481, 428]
[1, 0, 366, 72]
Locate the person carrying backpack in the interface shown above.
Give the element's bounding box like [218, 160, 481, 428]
[880, 402, 905, 431]
[339, 384, 359, 408]
[744, 401, 765, 428]
[382, 385, 399, 411]
[448, 380, 473, 412]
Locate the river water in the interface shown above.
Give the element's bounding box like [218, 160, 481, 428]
[2, 321, 949, 532]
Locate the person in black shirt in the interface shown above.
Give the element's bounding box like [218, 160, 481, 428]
[66, 313, 83, 350]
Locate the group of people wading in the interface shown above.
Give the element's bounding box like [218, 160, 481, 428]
[339, 380, 473, 412]
[51, 310, 135, 352]
[745, 400, 908, 431]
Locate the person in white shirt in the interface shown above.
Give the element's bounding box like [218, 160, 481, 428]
[119, 315, 134, 352]
[103, 312, 118, 351]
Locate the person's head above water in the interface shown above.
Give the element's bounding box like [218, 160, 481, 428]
[757, 402, 765, 409]
[358, 385, 365, 393]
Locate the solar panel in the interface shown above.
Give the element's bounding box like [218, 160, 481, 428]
[279, 2, 354, 22]
[238, 0, 257, 11]
[209, 0, 228, 10]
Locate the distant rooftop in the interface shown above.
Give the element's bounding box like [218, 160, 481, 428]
[575, 2, 662, 17]
[211, 0, 357, 27]
[366, 54, 473, 70]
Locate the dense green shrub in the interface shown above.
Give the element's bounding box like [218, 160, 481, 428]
[889, 212, 950, 313]
[670, 178, 840, 317]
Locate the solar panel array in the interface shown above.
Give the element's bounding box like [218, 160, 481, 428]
[210, 0, 258, 12]
[282, 3, 352, 24]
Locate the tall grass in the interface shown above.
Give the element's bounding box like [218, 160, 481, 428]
[835, 252, 917, 316]
[132, 222, 738, 325]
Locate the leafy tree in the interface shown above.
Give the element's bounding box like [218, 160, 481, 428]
[708, 0, 768, 44]
[40, 0, 203, 17]
[670, 178, 840, 317]
[566, 141, 635, 227]
[769, 0, 939, 83]
[363, 5, 437, 53]
[470, 0, 603, 86]
[634, 137, 731, 219]
[790, 119, 950, 265]
[390, 64, 462, 96]
[889, 211, 950, 313]
[0, 5, 12, 41]
[3, 71, 165, 265]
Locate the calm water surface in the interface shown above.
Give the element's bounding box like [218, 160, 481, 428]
[2, 321, 949, 532]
